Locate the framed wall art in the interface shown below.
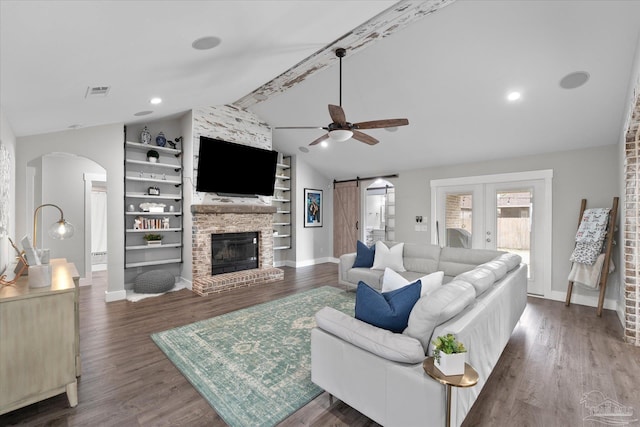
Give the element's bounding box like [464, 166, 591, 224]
[304, 188, 322, 228]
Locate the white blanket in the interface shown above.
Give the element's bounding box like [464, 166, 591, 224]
[568, 253, 614, 290]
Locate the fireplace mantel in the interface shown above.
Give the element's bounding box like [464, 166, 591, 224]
[191, 204, 276, 215]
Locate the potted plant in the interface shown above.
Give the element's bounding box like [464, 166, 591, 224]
[432, 333, 467, 376]
[143, 233, 163, 246]
[146, 149, 160, 163]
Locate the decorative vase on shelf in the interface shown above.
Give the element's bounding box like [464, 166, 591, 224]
[140, 126, 151, 144]
[156, 131, 167, 147]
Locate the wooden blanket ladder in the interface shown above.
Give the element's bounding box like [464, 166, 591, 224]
[565, 197, 618, 316]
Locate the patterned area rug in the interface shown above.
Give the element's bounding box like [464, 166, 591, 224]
[151, 286, 355, 427]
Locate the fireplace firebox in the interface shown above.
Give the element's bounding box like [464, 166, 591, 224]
[211, 232, 259, 275]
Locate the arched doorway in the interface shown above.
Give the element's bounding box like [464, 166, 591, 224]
[27, 152, 107, 284]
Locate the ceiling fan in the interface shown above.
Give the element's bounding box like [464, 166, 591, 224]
[276, 47, 409, 146]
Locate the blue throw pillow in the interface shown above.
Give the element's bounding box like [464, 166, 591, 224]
[354, 280, 422, 333]
[352, 240, 376, 268]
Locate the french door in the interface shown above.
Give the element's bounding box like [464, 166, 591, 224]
[431, 171, 552, 296]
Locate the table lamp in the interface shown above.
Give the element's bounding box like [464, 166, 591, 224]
[33, 203, 75, 248]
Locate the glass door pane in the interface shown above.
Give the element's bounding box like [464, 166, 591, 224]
[444, 192, 473, 248]
[496, 191, 532, 277]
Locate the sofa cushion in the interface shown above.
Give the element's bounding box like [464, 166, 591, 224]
[315, 307, 426, 363]
[494, 252, 522, 271]
[402, 243, 441, 274]
[352, 240, 376, 268]
[455, 267, 496, 296]
[355, 280, 421, 333]
[403, 280, 477, 352]
[382, 267, 444, 297]
[438, 247, 504, 277]
[347, 268, 385, 290]
[477, 260, 508, 281]
[371, 241, 406, 272]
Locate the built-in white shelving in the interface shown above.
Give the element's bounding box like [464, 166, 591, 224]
[124, 135, 183, 269]
[273, 155, 291, 251]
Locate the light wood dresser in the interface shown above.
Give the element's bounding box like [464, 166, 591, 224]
[0, 258, 80, 415]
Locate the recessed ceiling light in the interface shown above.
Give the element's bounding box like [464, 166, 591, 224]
[68, 124, 82, 129]
[149, 97, 162, 105]
[385, 127, 398, 133]
[507, 91, 521, 102]
[134, 110, 153, 117]
[192, 36, 222, 50]
[560, 71, 590, 89]
[253, 93, 268, 101]
[298, 146, 309, 153]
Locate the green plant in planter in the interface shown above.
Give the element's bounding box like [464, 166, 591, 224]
[146, 149, 160, 160]
[143, 233, 163, 242]
[432, 333, 466, 364]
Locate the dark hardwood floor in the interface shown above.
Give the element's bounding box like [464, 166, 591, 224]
[1, 263, 638, 426]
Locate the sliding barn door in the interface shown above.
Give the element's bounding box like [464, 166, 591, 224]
[333, 181, 360, 257]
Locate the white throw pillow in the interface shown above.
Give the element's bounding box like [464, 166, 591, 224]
[382, 267, 444, 296]
[371, 241, 406, 272]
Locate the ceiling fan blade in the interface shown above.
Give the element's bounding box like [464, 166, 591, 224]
[274, 126, 327, 130]
[328, 104, 347, 126]
[309, 133, 330, 146]
[352, 118, 409, 129]
[352, 130, 379, 145]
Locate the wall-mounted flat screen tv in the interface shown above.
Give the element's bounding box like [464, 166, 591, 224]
[196, 136, 278, 197]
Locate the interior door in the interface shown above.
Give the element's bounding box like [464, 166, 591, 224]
[333, 181, 360, 257]
[432, 172, 551, 296]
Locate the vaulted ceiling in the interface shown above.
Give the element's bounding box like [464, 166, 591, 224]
[2, 1, 640, 180]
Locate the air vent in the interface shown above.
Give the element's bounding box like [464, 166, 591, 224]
[85, 86, 111, 98]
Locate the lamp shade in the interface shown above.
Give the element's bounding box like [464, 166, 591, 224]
[328, 129, 353, 142]
[48, 219, 74, 240]
[33, 203, 75, 247]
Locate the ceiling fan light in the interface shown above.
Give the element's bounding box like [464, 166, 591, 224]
[328, 129, 353, 142]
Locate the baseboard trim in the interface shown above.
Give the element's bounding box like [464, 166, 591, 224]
[105, 289, 127, 302]
[294, 257, 339, 268]
[548, 290, 617, 311]
[179, 277, 192, 290]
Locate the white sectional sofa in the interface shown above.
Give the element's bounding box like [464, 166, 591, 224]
[312, 242, 527, 427]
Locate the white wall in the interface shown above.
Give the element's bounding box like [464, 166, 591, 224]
[16, 124, 125, 300]
[0, 110, 17, 275]
[392, 144, 620, 308]
[40, 154, 106, 278]
[293, 155, 334, 266]
[179, 111, 194, 283]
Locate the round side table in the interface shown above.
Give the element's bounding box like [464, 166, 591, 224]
[423, 356, 479, 427]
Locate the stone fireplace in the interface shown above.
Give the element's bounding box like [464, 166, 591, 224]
[191, 204, 284, 296]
